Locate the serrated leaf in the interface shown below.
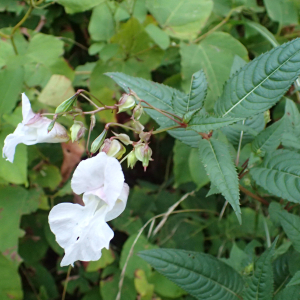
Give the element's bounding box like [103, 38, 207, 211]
[139, 249, 244, 300]
[106, 72, 201, 147]
[221, 113, 265, 147]
[199, 138, 241, 222]
[243, 237, 278, 300]
[274, 285, 300, 300]
[287, 270, 300, 287]
[250, 149, 300, 203]
[215, 38, 300, 118]
[173, 70, 207, 115]
[187, 115, 243, 132]
[279, 210, 300, 253]
[251, 117, 286, 156]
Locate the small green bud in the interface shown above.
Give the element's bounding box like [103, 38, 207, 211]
[112, 131, 132, 145]
[47, 119, 56, 133]
[131, 120, 144, 133]
[101, 139, 126, 159]
[55, 95, 77, 114]
[127, 150, 138, 169]
[70, 121, 86, 142]
[117, 94, 136, 113]
[90, 129, 107, 154]
[134, 143, 153, 171]
[90, 115, 96, 130]
[139, 131, 152, 142]
[133, 104, 143, 120]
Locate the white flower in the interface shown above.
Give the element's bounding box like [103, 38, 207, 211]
[2, 93, 69, 163]
[48, 152, 129, 266]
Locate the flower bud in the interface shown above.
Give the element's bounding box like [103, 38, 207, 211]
[133, 103, 143, 120]
[100, 139, 126, 159]
[117, 94, 136, 113]
[139, 131, 152, 142]
[55, 95, 77, 114]
[90, 129, 107, 154]
[127, 150, 138, 169]
[131, 120, 144, 133]
[47, 119, 56, 133]
[90, 115, 96, 130]
[112, 131, 132, 145]
[70, 121, 86, 142]
[134, 143, 153, 171]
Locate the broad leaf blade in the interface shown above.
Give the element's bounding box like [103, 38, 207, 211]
[173, 70, 207, 115]
[274, 286, 300, 300]
[198, 138, 241, 222]
[215, 38, 300, 118]
[106, 72, 201, 147]
[250, 149, 300, 203]
[279, 210, 300, 253]
[243, 237, 278, 300]
[251, 117, 286, 156]
[187, 115, 243, 132]
[139, 249, 244, 300]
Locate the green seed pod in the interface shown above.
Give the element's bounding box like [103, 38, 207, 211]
[90, 129, 107, 154]
[55, 95, 77, 114]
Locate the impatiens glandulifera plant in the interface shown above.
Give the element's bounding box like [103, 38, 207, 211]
[3, 37, 300, 300]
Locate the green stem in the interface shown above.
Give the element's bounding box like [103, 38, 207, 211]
[194, 7, 242, 43]
[152, 125, 181, 135]
[79, 92, 100, 109]
[61, 266, 72, 300]
[105, 122, 136, 132]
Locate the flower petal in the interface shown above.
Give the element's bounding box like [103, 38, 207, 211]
[105, 183, 129, 222]
[22, 93, 36, 124]
[2, 124, 25, 163]
[103, 155, 125, 205]
[49, 200, 114, 267]
[71, 152, 124, 200]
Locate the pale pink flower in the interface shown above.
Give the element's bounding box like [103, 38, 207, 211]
[3, 93, 69, 162]
[49, 152, 129, 266]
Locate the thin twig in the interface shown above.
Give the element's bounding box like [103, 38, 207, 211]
[152, 190, 196, 236]
[239, 185, 269, 206]
[62, 265, 72, 300]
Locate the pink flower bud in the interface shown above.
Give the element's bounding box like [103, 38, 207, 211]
[100, 139, 126, 159]
[117, 94, 136, 113]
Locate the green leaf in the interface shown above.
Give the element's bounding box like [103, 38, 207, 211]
[106, 72, 201, 147]
[181, 32, 248, 111]
[0, 66, 24, 115]
[250, 149, 300, 203]
[278, 210, 300, 253]
[26, 33, 64, 67]
[0, 186, 40, 261]
[244, 20, 279, 47]
[199, 138, 241, 222]
[251, 117, 286, 156]
[0, 253, 23, 300]
[221, 113, 265, 147]
[88, 2, 115, 41]
[119, 234, 157, 279]
[243, 237, 278, 300]
[0, 128, 27, 185]
[187, 115, 243, 132]
[173, 140, 193, 187]
[189, 148, 210, 188]
[274, 286, 300, 300]
[145, 24, 170, 50]
[287, 270, 300, 287]
[86, 248, 115, 272]
[173, 70, 207, 115]
[214, 38, 300, 118]
[139, 249, 244, 300]
[56, 0, 105, 13]
[39, 75, 75, 107]
[149, 271, 186, 298]
[264, 0, 299, 26]
[145, 0, 213, 40]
